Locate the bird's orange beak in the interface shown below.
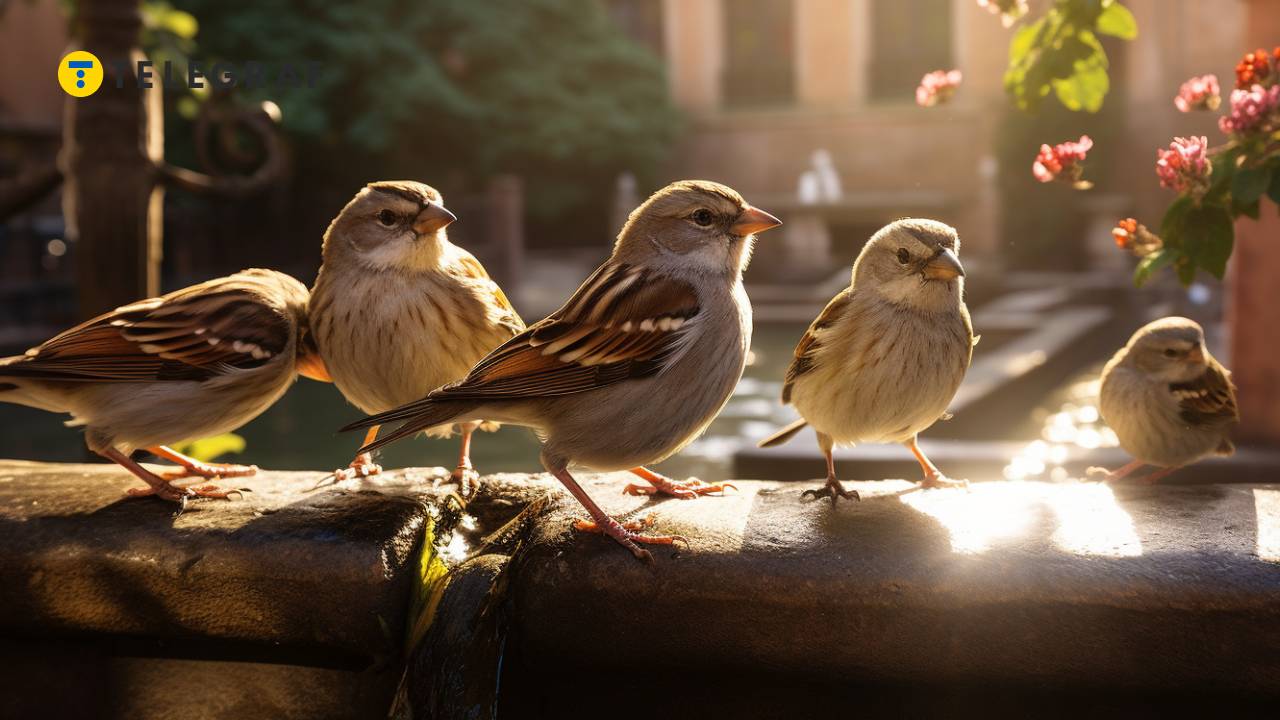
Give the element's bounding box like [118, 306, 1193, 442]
[413, 201, 457, 235]
[731, 205, 782, 236]
[1185, 346, 1206, 364]
[922, 247, 965, 281]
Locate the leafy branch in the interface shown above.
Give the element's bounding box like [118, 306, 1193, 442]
[1003, 0, 1137, 113]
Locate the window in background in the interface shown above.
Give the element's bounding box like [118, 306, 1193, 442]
[723, 0, 795, 108]
[869, 0, 953, 103]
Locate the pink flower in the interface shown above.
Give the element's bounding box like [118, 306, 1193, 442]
[977, 0, 1029, 27]
[1155, 136, 1210, 197]
[1219, 83, 1280, 134]
[916, 69, 962, 107]
[1174, 74, 1221, 112]
[1033, 135, 1093, 188]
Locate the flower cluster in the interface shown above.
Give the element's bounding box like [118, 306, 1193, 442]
[1234, 47, 1279, 89]
[1218, 83, 1280, 135]
[1032, 135, 1093, 188]
[1112, 218, 1162, 257]
[1174, 74, 1220, 112]
[977, 0, 1028, 28]
[1155, 136, 1210, 198]
[916, 69, 962, 107]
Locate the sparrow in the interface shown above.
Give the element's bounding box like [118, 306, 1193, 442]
[1091, 316, 1237, 484]
[342, 180, 782, 562]
[0, 269, 320, 504]
[758, 219, 973, 503]
[308, 181, 525, 487]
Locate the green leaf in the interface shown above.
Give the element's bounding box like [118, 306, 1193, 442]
[1133, 248, 1174, 287]
[1096, 2, 1138, 40]
[1182, 204, 1234, 280]
[1232, 165, 1271, 208]
[161, 10, 199, 39]
[1051, 31, 1109, 112]
[1160, 195, 1194, 242]
[1268, 162, 1280, 206]
[170, 433, 246, 463]
[1176, 258, 1197, 285]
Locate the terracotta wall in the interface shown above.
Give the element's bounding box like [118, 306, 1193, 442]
[0, 0, 69, 129]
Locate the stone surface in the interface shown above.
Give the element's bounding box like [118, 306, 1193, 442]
[0, 459, 462, 719]
[498, 473, 1280, 713]
[3, 462, 1280, 718]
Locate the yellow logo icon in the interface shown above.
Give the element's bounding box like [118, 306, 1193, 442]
[58, 50, 104, 97]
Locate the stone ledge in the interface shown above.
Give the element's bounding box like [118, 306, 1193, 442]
[0, 460, 459, 664]
[499, 474, 1280, 707]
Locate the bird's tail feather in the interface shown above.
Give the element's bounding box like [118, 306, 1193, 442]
[757, 419, 808, 448]
[342, 398, 476, 454]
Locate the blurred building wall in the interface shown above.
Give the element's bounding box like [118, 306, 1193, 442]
[648, 0, 1245, 274]
[0, 0, 67, 130]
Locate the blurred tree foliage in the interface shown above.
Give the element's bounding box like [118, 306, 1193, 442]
[171, 0, 680, 239]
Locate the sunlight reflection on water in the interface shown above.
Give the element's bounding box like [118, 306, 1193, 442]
[1002, 377, 1118, 481]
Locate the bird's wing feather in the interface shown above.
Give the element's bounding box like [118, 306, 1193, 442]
[451, 252, 525, 337]
[5, 276, 293, 383]
[781, 289, 851, 403]
[1170, 359, 1238, 427]
[429, 262, 697, 402]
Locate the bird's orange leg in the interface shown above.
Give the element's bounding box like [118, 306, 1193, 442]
[553, 467, 688, 563]
[801, 445, 860, 505]
[333, 426, 383, 482]
[623, 466, 736, 499]
[1087, 459, 1146, 484]
[148, 445, 257, 481]
[99, 448, 240, 505]
[1138, 465, 1181, 485]
[449, 423, 481, 499]
[906, 436, 967, 489]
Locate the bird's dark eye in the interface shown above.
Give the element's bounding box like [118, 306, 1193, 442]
[377, 209, 397, 227]
[691, 209, 714, 227]
[1163, 348, 1178, 358]
[896, 248, 911, 265]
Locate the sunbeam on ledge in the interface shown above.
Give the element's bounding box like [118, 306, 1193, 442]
[900, 481, 1142, 557]
[1254, 489, 1280, 563]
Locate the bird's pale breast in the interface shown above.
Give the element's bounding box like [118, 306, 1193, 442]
[790, 295, 970, 446]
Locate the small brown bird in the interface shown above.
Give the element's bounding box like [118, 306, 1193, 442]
[1092, 317, 1238, 484]
[0, 269, 318, 504]
[758, 219, 973, 503]
[309, 181, 524, 486]
[343, 180, 781, 561]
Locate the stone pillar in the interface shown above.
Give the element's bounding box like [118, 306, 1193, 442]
[662, 0, 723, 113]
[1229, 206, 1280, 444]
[62, 0, 164, 318]
[795, 0, 855, 108]
[1227, 0, 1280, 444]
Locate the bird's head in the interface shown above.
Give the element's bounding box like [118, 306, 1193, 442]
[1128, 316, 1209, 382]
[853, 218, 965, 311]
[613, 180, 781, 278]
[322, 181, 457, 272]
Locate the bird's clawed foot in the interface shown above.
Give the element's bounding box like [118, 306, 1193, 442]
[801, 476, 861, 505]
[449, 462, 481, 501]
[160, 461, 257, 482]
[624, 474, 736, 499]
[127, 478, 245, 505]
[331, 453, 383, 483]
[572, 513, 689, 564]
